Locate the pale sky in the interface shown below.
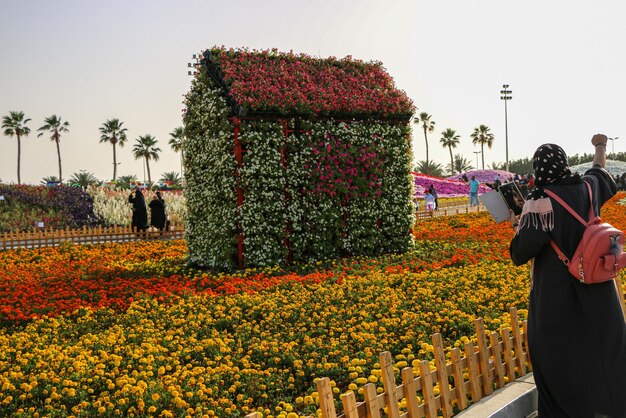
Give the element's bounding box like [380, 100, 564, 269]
[2, 0, 626, 185]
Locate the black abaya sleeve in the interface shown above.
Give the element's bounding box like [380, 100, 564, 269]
[509, 226, 550, 266]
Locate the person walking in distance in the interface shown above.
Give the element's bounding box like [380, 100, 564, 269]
[429, 184, 438, 210]
[469, 176, 480, 206]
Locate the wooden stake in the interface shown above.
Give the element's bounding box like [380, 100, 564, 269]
[523, 321, 532, 371]
[464, 341, 481, 402]
[450, 347, 468, 410]
[474, 318, 493, 396]
[363, 383, 382, 418]
[380, 351, 401, 418]
[341, 391, 359, 418]
[401, 367, 423, 418]
[509, 307, 526, 375]
[316, 377, 337, 418]
[489, 331, 505, 389]
[431, 333, 453, 417]
[501, 328, 516, 382]
[418, 360, 437, 418]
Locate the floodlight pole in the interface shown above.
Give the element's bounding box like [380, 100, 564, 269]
[500, 84, 512, 172]
[608, 136, 619, 156]
[473, 151, 481, 169]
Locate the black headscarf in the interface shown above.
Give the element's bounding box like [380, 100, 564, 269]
[518, 143, 581, 232]
[528, 143, 581, 200]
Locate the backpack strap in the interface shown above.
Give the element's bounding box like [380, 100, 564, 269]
[544, 181, 594, 266]
[543, 181, 593, 227]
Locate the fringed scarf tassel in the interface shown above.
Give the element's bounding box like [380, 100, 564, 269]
[516, 197, 554, 235]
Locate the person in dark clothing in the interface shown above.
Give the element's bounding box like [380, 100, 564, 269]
[509, 135, 626, 418]
[129, 188, 148, 238]
[148, 191, 167, 235]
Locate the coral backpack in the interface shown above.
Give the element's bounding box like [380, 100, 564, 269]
[544, 182, 626, 284]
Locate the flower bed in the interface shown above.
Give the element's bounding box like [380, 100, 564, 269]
[447, 169, 516, 184]
[206, 47, 415, 117]
[0, 192, 624, 417]
[89, 187, 187, 227]
[0, 184, 100, 232]
[412, 173, 490, 197]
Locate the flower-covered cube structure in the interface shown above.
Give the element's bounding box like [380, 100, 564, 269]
[183, 47, 416, 270]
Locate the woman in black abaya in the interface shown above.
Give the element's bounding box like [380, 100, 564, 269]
[509, 135, 626, 417]
[129, 188, 148, 237]
[148, 191, 167, 234]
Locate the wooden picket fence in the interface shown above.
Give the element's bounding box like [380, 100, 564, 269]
[0, 224, 185, 250]
[415, 205, 483, 221]
[246, 307, 530, 418]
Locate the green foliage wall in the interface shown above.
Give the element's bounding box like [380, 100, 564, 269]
[183, 75, 237, 270]
[184, 75, 414, 270]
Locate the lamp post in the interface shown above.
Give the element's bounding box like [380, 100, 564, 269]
[500, 84, 512, 172]
[608, 137, 619, 156]
[473, 151, 482, 169]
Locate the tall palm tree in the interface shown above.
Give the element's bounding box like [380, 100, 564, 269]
[132, 135, 161, 188]
[470, 125, 495, 170]
[37, 115, 70, 184]
[414, 112, 435, 174]
[2, 111, 31, 184]
[169, 126, 185, 181]
[440, 128, 461, 175]
[99, 118, 128, 181]
[69, 170, 100, 189]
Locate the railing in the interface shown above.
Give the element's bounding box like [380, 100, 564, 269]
[0, 224, 185, 250]
[246, 307, 529, 418]
[0, 207, 481, 248]
[415, 204, 484, 221]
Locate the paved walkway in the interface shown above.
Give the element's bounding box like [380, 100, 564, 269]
[456, 374, 537, 418]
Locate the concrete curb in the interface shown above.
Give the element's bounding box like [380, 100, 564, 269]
[455, 373, 537, 418]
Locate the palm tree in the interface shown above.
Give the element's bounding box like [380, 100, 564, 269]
[414, 112, 435, 174]
[69, 170, 100, 189]
[452, 154, 474, 174]
[132, 135, 161, 188]
[470, 125, 495, 170]
[414, 160, 445, 177]
[440, 129, 461, 175]
[160, 171, 181, 187]
[169, 127, 185, 181]
[2, 111, 31, 184]
[41, 176, 60, 186]
[37, 115, 70, 184]
[99, 118, 128, 181]
[116, 175, 138, 190]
